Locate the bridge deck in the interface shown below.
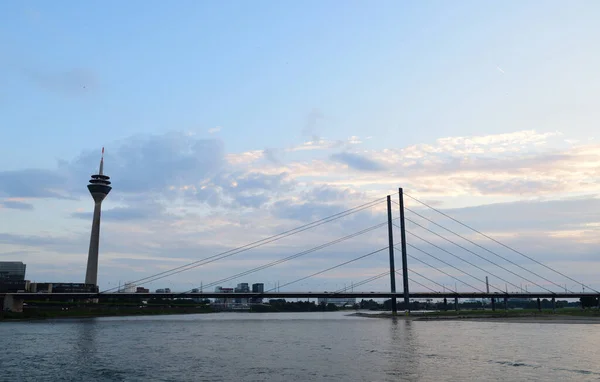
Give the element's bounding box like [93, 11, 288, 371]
[2, 292, 598, 300]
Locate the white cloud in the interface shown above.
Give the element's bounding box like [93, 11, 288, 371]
[208, 126, 222, 134]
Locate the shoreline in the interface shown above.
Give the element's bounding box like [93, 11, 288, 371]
[349, 312, 600, 324]
[0, 309, 214, 322]
[0, 308, 355, 322]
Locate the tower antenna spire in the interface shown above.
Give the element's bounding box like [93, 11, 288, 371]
[99, 147, 105, 176]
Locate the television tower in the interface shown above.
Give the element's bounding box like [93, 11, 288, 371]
[85, 147, 112, 286]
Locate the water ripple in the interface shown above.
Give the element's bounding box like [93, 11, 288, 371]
[1, 312, 599, 381]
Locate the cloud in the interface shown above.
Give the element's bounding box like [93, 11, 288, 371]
[66, 132, 227, 195]
[304, 185, 366, 203]
[262, 148, 280, 164]
[0, 169, 69, 199]
[440, 195, 600, 233]
[330, 152, 386, 172]
[208, 126, 222, 134]
[0, 200, 34, 210]
[2, 128, 600, 291]
[272, 200, 346, 222]
[469, 178, 562, 196]
[71, 204, 166, 221]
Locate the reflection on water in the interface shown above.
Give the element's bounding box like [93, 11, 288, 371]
[74, 320, 98, 364]
[1, 312, 600, 381]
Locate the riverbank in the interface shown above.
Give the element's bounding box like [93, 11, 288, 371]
[0, 306, 214, 322]
[350, 309, 600, 324]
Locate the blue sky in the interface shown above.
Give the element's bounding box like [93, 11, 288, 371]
[1, 2, 599, 293]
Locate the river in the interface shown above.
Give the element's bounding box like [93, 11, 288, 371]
[1, 311, 599, 381]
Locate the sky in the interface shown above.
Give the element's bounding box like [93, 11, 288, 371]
[1, 1, 599, 294]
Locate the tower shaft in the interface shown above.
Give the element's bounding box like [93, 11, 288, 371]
[85, 201, 103, 285]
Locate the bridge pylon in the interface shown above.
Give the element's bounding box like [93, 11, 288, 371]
[386, 195, 397, 314]
[398, 188, 410, 313]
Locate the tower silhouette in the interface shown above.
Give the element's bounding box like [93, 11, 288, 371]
[85, 148, 112, 286]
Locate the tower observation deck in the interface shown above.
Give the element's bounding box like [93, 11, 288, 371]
[85, 148, 112, 286]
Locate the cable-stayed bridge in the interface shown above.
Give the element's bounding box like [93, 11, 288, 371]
[3, 188, 599, 313]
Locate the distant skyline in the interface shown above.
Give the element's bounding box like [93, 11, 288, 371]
[1, 2, 599, 292]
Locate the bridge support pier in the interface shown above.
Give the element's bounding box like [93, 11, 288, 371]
[552, 297, 556, 313]
[504, 296, 508, 311]
[491, 298, 496, 311]
[3, 294, 24, 313]
[537, 298, 541, 312]
[454, 297, 459, 312]
[443, 298, 447, 311]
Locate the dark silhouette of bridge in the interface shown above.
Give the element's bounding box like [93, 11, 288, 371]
[3, 188, 599, 313]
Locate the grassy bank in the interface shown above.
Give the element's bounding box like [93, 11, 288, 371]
[421, 308, 600, 318]
[352, 308, 600, 321]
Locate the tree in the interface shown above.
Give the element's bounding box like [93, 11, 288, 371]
[580, 296, 598, 309]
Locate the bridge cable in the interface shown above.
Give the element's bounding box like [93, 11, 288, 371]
[394, 246, 485, 293]
[394, 218, 506, 293]
[333, 271, 390, 293]
[399, 272, 441, 294]
[263, 247, 388, 293]
[179, 221, 390, 295]
[332, 270, 445, 295]
[404, 242, 503, 293]
[100, 197, 387, 293]
[391, 222, 481, 293]
[399, 225, 529, 293]
[402, 203, 575, 293]
[401, 268, 449, 294]
[394, 217, 559, 294]
[403, 192, 597, 293]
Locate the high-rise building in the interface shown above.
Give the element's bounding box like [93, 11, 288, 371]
[235, 283, 250, 293]
[251, 283, 265, 303]
[85, 148, 112, 286]
[0, 261, 26, 281]
[120, 281, 136, 293]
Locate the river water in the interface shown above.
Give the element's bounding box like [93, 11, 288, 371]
[1, 311, 599, 381]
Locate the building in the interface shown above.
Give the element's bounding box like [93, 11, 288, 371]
[250, 283, 265, 303]
[136, 287, 150, 293]
[214, 286, 234, 304]
[317, 297, 356, 307]
[119, 282, 136, 293]
[28, 283, 98, 293]
[0, 261, 26, 281]
[0, 280, 29, 293]
[29, 283, 52, 293]
[252, 283, 264, 293]
[50, 283, 98, 293]
[234, 283, 250, 303]
[85, 148, 112, 286]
